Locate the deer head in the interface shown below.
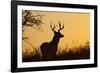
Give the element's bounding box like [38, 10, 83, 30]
[50, 21, 64, 38]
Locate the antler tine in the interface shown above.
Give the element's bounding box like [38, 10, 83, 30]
[50, 22, 52, 29]
[58, 21, 61, 29]
[61, 24, 64, 29]
[50, 22, 56, 31]
[58, 21, 64, 32]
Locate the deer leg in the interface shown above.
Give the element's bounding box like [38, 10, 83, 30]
[42, 53, 49, 60]
[49, 53, 56, 60]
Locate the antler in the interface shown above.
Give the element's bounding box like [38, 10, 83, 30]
[58, 21, 64, 32]
[50, 22, 57, 32]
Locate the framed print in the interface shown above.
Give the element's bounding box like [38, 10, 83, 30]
[11, 1, 97, 72]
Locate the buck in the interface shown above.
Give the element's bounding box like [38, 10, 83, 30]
[40, 22, 64, 59]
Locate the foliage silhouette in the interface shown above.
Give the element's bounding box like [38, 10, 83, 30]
[22, 10, 44, 32]
[22, 42, 90, 62]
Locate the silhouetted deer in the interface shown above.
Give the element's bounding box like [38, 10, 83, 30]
[40, 22, 64, 59]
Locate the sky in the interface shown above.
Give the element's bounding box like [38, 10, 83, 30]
[22, 10, 90, 53]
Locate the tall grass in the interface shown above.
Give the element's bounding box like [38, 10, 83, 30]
[22, 42, 90, 62]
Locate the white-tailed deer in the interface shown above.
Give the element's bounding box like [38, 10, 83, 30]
[40, 22, 64, 59]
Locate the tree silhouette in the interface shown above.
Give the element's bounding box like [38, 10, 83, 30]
[22, 10, 45, 47]
[22, 10, 45, 32]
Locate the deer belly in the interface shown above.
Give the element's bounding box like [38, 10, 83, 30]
[40, 43, 57, 55]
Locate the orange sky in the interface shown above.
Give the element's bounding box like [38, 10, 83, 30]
[22, 11, 90, 53]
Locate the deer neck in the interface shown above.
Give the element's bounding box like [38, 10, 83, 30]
[50, 36, 60, 46]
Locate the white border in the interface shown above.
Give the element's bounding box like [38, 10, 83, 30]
[17, 5, 94, 68]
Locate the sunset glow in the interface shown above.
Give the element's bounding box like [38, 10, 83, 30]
[22, 11, 90, 53]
